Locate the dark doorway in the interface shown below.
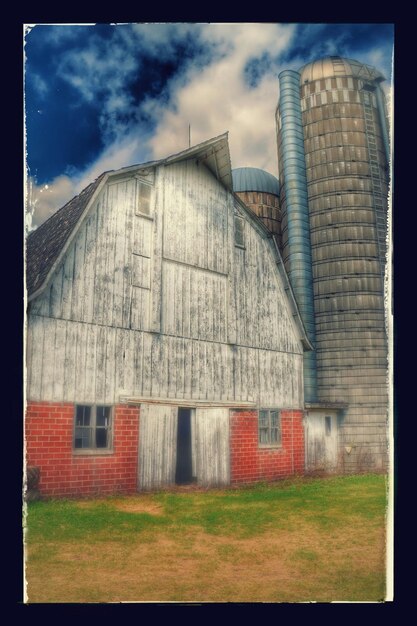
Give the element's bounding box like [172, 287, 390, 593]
[175, 408, 193, 484]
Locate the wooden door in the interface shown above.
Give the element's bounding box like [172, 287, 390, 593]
[139, 404, 177, 490]
[195, 408, 230, 486]
[306, 412, 338, 471]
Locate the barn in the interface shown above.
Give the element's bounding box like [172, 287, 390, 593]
[25, 133, 313, 498]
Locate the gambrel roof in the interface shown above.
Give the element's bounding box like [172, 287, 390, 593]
[26, 132, 312, 351]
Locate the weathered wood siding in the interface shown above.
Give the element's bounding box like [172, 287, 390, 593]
[139, 404, 177, 489]
[27, 159, 304, 409]
[305, 411, 338, 471]
[195, 408, 230, 486]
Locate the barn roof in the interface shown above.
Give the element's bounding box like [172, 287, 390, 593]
[26, 133, 232, 300]
[26, 173, 108, 298]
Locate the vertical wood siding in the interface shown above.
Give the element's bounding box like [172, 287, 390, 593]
[27, 159, 304, 409]
[305, 412, 338, 471]
[139, 403, 177, 489]
[195, 408, 230, 486]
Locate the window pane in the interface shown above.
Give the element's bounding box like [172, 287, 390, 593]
[259, 410, 269, 427]
[270, 428, 279, 443]
[270, 410, 279, 427]
[96, 428, 108, 448]
[96, 406, 110, 427]
[234, 216, 245, 246]
[74, 427, 92, 448]
[76, 405, 91, 427]
[138, 182, 151, 214]
[259, 428, 269, 444]
[325, 416, 332, 436]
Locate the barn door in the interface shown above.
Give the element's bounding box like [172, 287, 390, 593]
[306, 412, 338, 472]
[195, 408, 230, 486]
[139, 404, 177, 490]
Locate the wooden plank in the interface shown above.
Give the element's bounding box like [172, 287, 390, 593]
[142, 332, 152, 397]
[113, 327, 125, 400]
[70, 221, 87, 321]
[84, 322, 97, 403]
[132, 254, 151, 289]
[133, 331, 144, 397]
[82, 211, 97, 324]
[27, 315, 44, 401]
[112, 182, 128, 328]
[167, 336, 177, 399]
[52, 319, 66, 402]
[122, 181, 135, 329]
[92, 189, 107, 325]
[149, 170, 162, 332]
[195, 408, 230, 486]
[139, 403, 177, 490]
[105, 182, 118, 328]
[191, 340, 199, 399]
[122, 328, 135, 398]
[61, 245, 75, 321]
[94, 325, 107, 403]
[150, 334, 162, 398]
[174, 264, 183, 337]
[183, 338, 193, 399]
[74, 320, 88, 402]
[62, 318, 77, 401]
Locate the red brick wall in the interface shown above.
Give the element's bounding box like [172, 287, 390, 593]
[25, 402, 140, 497]
[230, 409, 305, 484]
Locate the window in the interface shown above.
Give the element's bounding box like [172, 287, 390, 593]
[325, 415, 332, 436]
[234, 215, 245, 247]
[74, 405, 112, 451]
[136, 181, 152, 216]
[259, 409, 281, 446]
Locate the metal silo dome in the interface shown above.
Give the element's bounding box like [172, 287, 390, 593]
[232, 167, 280, 196]
[232, 167, 282, 250]
[298, 55, 386, 84]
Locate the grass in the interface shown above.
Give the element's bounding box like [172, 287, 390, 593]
[24, 473, 389, 603]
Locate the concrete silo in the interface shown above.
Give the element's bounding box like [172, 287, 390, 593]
[232, 167, 282, 250]
[276, 56, 390, 472]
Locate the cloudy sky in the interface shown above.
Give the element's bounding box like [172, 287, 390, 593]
[24, 22, 394, 230]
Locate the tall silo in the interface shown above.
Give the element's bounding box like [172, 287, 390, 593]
[232, 167, 282, 251]
[276, 56, 390, 471]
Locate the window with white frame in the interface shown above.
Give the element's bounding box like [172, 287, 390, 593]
[259, 409, 281, 446]
[73, 405, 112, 451]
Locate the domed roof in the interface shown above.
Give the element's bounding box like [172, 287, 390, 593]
[232, 167, 280, 196]
[298, 56, 385, 84]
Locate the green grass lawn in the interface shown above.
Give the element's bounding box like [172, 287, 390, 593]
[24, 474, 389, 603]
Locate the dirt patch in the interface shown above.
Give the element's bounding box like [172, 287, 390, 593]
[112, 500, 164, 515]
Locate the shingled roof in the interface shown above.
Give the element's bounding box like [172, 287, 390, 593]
[26, 173, 108, 297]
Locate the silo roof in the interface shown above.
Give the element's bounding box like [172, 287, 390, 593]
[298, 56, 385, 83]
[232, 167, 280, 195]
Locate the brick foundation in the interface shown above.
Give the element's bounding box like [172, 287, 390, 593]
[230, 409, 305, 484]
[25, 402, 140, 497]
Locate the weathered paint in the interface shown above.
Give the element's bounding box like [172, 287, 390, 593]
[138, 403, 177, 490]
[305, 410, 338, 471]
[27, 159, 305, 410]
[195, 408, 230, 486]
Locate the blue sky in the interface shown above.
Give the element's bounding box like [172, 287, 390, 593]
[24, 22, 394, 229]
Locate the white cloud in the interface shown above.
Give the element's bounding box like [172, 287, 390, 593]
[26, 175, 77, 231]
[147, 23, 295, 176]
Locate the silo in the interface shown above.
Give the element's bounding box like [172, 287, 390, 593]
[232, 167, 282, 251]
[276, 56, 390, 471]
